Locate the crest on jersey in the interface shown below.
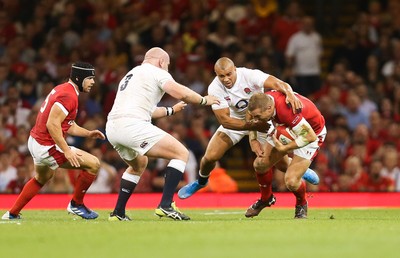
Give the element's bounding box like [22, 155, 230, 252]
[244, 88, 251, 94]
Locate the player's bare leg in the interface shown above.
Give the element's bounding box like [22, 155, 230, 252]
[178, 131, 233, 199]
[285, 155, 312, 219]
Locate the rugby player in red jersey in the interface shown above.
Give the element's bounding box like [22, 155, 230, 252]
[247, 91, 326, 218]
[2, 62, 105, 220]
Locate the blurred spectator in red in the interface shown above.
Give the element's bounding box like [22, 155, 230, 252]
[5, 164, 30, 194]
[0, 10, 17, 46]
[341, 155, 369, 191]
[271, 0, 302, 54]
[365, 159, 395, 192]
[311, 153, 338, 192]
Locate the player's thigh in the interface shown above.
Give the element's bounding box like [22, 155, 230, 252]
[203, 131, 235, 161]
[285, 155, 312, 181]
[146, 133, 189, 161]
[60, 147, 100, 172]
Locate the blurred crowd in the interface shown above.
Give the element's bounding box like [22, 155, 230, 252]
[0, 0, 399, 194]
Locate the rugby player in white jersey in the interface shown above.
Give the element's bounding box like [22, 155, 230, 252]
[106, 47, 219, 221]
[178, 57, 320, 217]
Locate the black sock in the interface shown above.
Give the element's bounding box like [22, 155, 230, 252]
[159, 167, 183, 208]
[198, 175, 209, 185]
[114, 178, 137, 216]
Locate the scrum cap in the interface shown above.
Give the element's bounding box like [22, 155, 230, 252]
[70, 62, 95, 92]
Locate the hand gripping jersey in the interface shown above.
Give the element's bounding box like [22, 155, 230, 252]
[208, 67, 270, 119]
[30, 82, 79, 145]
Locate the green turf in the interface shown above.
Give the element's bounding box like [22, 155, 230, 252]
[1, 208, 399, 258]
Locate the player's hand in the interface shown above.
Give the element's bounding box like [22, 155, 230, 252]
[64, 149, 83, 168]
[203, 95, 220, 105]
[250, 139, 264, 157]
[172, 101, 187, 113]
[272, 135, 287, 153]
[248, 119, 271, 132]
[88, 130, 105, 140]
[285, 93, 303, 114]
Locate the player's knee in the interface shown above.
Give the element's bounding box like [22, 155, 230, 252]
[35, 170, 54, 184]
[253, 158, 271, 173]
[87, 157, 101, 175]
[285, 176, 301, 191]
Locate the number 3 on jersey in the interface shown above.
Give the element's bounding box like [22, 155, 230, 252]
[40, 89, 56, 113]
[120, 74, 133, 91]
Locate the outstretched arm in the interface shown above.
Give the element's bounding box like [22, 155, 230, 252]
[152, 101, 187, 119]
[163, 80, 220, 106]
[213, 108, 270, 131]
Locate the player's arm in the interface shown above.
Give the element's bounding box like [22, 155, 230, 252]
[67, 122, 105, 140]
[47, 104, 72, 154]
[213, 108, 269, 131]
[263, 75, 302, 113]
[273, 118, 317, 153]
[163, 80, 220, 106]
[152, 101, 187, 119]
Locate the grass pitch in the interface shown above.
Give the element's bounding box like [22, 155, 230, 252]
[1, 208, 399, 258]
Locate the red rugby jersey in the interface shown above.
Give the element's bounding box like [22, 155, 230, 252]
[30, 82, 79, 145]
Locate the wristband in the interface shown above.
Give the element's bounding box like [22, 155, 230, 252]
[200, 97, 207, 105]
[166, 107, 174, 116]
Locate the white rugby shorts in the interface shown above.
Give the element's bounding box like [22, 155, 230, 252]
[28, 135, 73, 170]
[267, 126, 327, 160]
[106, 118, 166, 160]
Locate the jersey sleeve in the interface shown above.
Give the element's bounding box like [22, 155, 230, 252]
[55, 92, 75, 115]
[244, 68, 269, 90]
[208, 81, 228, 110]
[157, 69, 174, 90]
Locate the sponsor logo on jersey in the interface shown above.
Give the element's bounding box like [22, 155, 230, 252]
[68, 120, 74, 125]
[292, 115, 300, 125]
[140, 141, 149, 148]
[235, 99, 248, 110]
[244, 87, 251, 94]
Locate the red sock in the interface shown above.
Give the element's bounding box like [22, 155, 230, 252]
[72, 171, 96, 205]
[292, 180, 307, 206]
[256, 169, 273, 201]
[9, 178, 43, 215]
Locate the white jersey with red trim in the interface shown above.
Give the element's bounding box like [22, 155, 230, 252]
[107, 63, 173, 121]
[208, 67, 270, 119]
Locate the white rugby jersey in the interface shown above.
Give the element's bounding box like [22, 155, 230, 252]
[208, 67, 269, 119]
[108, 63, 173, 121]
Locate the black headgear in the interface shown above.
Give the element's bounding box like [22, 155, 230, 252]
[70, 62, 95, 92]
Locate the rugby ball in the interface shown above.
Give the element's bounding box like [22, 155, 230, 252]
[275, 126, 296, 145]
